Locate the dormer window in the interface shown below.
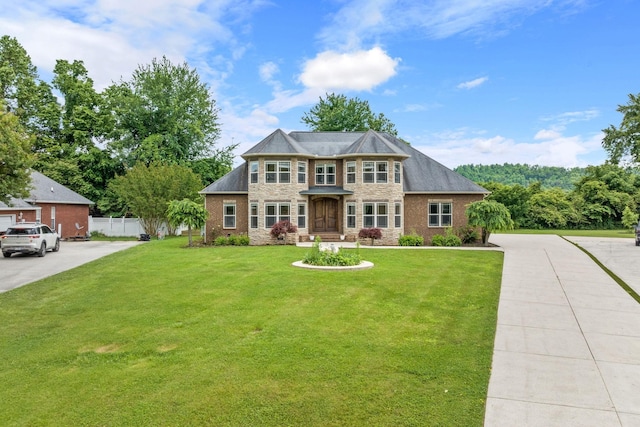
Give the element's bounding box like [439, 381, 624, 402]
[315, 163, 336, 185]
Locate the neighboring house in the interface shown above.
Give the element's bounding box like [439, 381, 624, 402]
[200, 129, 488, 245]
[0, 171, 94, 238]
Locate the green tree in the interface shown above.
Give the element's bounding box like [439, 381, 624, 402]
[167, 199, 208, 247]
[189, 147, 235, 186]
[0, 35, 60, 153]
[466, 200, 514, 245]
[0, 107, 34, 203]
[302, 93, 398, 135]
[602, 93, 640, 165]
[109, 162, 202, 236]
[106, 56, 221, 167]
[525, 188, 578, 229]
[622, 206, 639, 231]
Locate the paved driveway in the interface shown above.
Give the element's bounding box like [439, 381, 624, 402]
[0, 240, 142, 293]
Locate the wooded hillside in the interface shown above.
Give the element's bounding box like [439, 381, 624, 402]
[454, 163, 586, 190]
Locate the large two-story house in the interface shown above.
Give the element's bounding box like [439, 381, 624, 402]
[200, 129, 488, 245]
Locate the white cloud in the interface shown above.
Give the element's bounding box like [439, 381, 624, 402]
[318, 0, 590, 48]
[457, 76, 489, 90]
[298, 47, 400, 91]
[410, 127, 606, 169]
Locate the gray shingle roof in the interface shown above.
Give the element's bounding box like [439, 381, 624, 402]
[25, 171, 94, 204]
[202, 130, 487, 194]
[1, 171, 94, 207]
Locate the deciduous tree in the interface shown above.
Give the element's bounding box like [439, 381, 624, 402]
[167, 199, 208, 247]
[0, 107, 34, 204]
[109, 162, 202, 236]
[602, 93, 640, 165]
[106, 56, 221, 167]
[302, 93, 398, 136]
[465, 200, 514, 245]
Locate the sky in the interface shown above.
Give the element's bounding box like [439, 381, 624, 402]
[1, 0, 639, 169]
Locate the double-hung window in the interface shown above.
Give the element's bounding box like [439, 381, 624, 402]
[298, 161, 306, 184]
[428, 202, 452, 227]
[346, 162, 356, 184]
[346, 203, 356, 228]
[363, 202, 388, 228]
[265, 161, 290, 183]
[363, 161, 388, 183]
[265, 203, 290, 228]
[297, 203, 306, 228]
[394, 202, 402, 228]
[250, 203, 258, 229]
[394, 162, 401, 184]
[250, 161, 258, 184]
[315, 163, 336, 185]
[223, 203, 236, 228]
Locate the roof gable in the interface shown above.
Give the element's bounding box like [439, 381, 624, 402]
[25, 171, 94, 205]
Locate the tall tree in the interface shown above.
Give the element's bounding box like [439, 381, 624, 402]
[106, 56, 221, 167]
[47, 59, 120, 208]
[0, 35, 60, 152]
[0, 107, 34, 204]
[302, 93, 398, 136]
[602, 93, 640, 165]
[108, 162, 202, 236]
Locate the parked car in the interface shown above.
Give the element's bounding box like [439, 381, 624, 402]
[1, 223, 60, 258]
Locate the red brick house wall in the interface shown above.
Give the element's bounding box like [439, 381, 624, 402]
[38, 203, 90, 238]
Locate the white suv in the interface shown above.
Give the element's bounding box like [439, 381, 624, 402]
[1, 223, 60, 258]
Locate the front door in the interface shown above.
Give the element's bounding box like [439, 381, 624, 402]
[313, 198, 338, 233]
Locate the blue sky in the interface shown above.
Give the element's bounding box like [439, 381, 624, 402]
[2, 0, 639, 168]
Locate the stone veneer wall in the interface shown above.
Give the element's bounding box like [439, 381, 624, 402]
[403, 193, 484, 244]
[341, 157, 405, 245]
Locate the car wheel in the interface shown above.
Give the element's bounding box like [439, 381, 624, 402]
[2, 251, 10, 258]
[53, 238, 60, 252]
[38, 242, 46, 257]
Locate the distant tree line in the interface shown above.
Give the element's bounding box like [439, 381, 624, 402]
[454, 163, 586, 190]
[472, 164, 640, 229]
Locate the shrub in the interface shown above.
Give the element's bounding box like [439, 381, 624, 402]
[302, 237, 362, 266]
[431, 228, 462, 247]
[456, 225, 478, 244]
[398, 232, 424, 246]
[213, 234, 249, 246]
[214, 236, 229, 246]
[358, 227, 382, 245]
[270, 220, 298, 242]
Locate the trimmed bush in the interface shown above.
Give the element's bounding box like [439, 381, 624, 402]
[431, 228, 462, 247]
[456, 225, 479, 244]
[358, 227, 382, 245]
[398, 232, 424, 246]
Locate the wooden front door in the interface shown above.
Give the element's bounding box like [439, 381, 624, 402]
[313, 198, 338, 233]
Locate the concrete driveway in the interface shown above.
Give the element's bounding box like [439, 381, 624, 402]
[0, 240, 143, 293]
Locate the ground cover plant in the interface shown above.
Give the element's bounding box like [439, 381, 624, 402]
[0, 239, 503, 426]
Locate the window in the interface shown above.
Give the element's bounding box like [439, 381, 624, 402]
[395, 203, 402, 228]
[376, 162, 388, 183]
[429, 202, 452, 227]
[315, 163, 336, 185]
[265, 203, 290, 228]
[394, 162, 401, 184]
[298, 161, 306, 184]
[346, 161, 356, 184]
[223, 203, 236, 228]
[347, 203, 356, 228]
[363, 161, 388, 183]
[250, 161, 258, 184]
[363, 161, 375, 183]
[265, 161, 290, 183]
[363, 202, 388, 228]
[51, 206, 56, 230]
[297, 203, 306, 228]
[250, 203, 258, 229]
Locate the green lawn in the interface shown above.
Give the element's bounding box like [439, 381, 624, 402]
[0, 239, 503, 426]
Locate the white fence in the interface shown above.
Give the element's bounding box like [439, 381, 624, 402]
[89, 216, 190, 237]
